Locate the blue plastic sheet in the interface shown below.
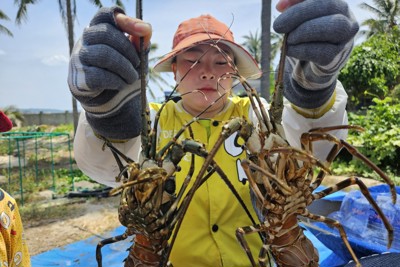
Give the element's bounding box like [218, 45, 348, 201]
[304, 185, 400, 266]
[31, 226, 131, 267]
[31, 185, 398, 266]
[31, 224, 341, 266]
[31, 224, 335, 266]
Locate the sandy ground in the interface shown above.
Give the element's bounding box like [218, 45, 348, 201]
[23, 195, 121, 256]
[22, 175, 383, 257]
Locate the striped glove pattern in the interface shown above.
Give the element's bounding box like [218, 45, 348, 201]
[273, 0, 359, 111]
[68, 6, 147, 140]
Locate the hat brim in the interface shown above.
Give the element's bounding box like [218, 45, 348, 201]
[153, 33, 262, 80]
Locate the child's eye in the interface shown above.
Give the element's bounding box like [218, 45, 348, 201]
[216, 61, 228, 65]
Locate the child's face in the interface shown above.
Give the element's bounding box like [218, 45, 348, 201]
[172, 43, 234, 118]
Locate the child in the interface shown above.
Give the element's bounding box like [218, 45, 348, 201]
[0, 111, 31, 267]
[68, 0, 358, 266]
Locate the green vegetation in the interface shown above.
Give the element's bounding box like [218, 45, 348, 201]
[339, 28, 400, 110]
[332, 97, 400, 184]
[331, 1, 400, 183]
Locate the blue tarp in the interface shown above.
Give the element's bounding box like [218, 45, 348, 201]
[305, 184, 400, 266]
[31, 225, 334, 267]
[30, 185, 399, 266]
[31, 226, 131, 266]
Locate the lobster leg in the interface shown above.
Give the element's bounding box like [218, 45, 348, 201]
[236, 224, 266, 267]
[301, 209, 361, 267]
[301, 129, 396, 204]
[96, 231, 130, 267]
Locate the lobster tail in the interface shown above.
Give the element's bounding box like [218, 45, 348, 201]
[271, 215, 319, 267]
[125, 235, 169, 267]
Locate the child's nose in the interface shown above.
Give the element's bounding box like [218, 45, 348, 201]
[200, 71, 215, 80]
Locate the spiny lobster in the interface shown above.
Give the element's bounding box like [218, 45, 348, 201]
[230, 35, 397, 267]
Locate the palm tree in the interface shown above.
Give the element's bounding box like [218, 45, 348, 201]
[260, 0, 272, 100]
[270, 31, 284, 64]
[13, 0, 125, 135]
[359, 0, 399, 37]
[243, 0, 297, 100]
[148, 46, 174, 101]
[242, 30, 262, 64]
[0, 10, 13, 37]
[243, 30, 284, 67]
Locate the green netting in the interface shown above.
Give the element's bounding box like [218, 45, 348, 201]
[0, 132, 74, 205]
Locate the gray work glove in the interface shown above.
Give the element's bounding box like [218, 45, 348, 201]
[273, 0, 359, 110]
[68, 6, 148, 140]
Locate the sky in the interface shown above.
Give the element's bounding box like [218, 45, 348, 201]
[0, 0, 375, 112]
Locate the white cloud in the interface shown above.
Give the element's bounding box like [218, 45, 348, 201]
[41, 54, 68, 66]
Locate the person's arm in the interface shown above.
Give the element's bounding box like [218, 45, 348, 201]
[282, 81, 348, 160]
[68, 7, 152, 185]
[73, 112, 142, 187]
[273, 0, 359, 159]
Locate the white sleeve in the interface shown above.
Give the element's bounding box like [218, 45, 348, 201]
[74, 112, 141, 188]
[282, 81, 348, 161]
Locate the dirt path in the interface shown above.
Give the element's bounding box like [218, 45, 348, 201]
[23, 195, 121, 256]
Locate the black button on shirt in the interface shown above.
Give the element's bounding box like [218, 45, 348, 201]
[212, 224, 219, 232]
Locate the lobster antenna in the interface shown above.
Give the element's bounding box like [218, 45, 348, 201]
[269, 34, 287, 129]
[136, 0, 151, 156]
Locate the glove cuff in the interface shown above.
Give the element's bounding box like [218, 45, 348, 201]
[283, 77, 335, 109]
[282, 57, 336, 109]
[290, 90, 336, 119]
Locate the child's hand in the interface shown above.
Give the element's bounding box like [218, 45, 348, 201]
[68, 6, 150, 139]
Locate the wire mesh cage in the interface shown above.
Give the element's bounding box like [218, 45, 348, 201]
[0, 132, 74, 205]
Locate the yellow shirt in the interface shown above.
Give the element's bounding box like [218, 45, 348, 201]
[149, 97, 265, 267]
[0, 189, 31, 267]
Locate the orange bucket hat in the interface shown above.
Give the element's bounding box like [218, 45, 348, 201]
[153, 14, 262, 79]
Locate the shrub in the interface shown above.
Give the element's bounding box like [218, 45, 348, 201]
[333, 97, 400, 182]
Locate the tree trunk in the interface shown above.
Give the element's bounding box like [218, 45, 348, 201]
[66, 0, 79, 135]
[260, 0, 272, 101]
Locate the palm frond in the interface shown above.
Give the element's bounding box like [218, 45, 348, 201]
[0, 10, 13, 37]
[14, 0, 39, 25]
[113, 0, 125, 10]
[0, 10, 11, 21]
[359, 0, 399, 37]
[87, 0, 103, 8]
[0, 25, 13, 37]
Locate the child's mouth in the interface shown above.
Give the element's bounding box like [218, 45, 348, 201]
[198, 87, 215, 92]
